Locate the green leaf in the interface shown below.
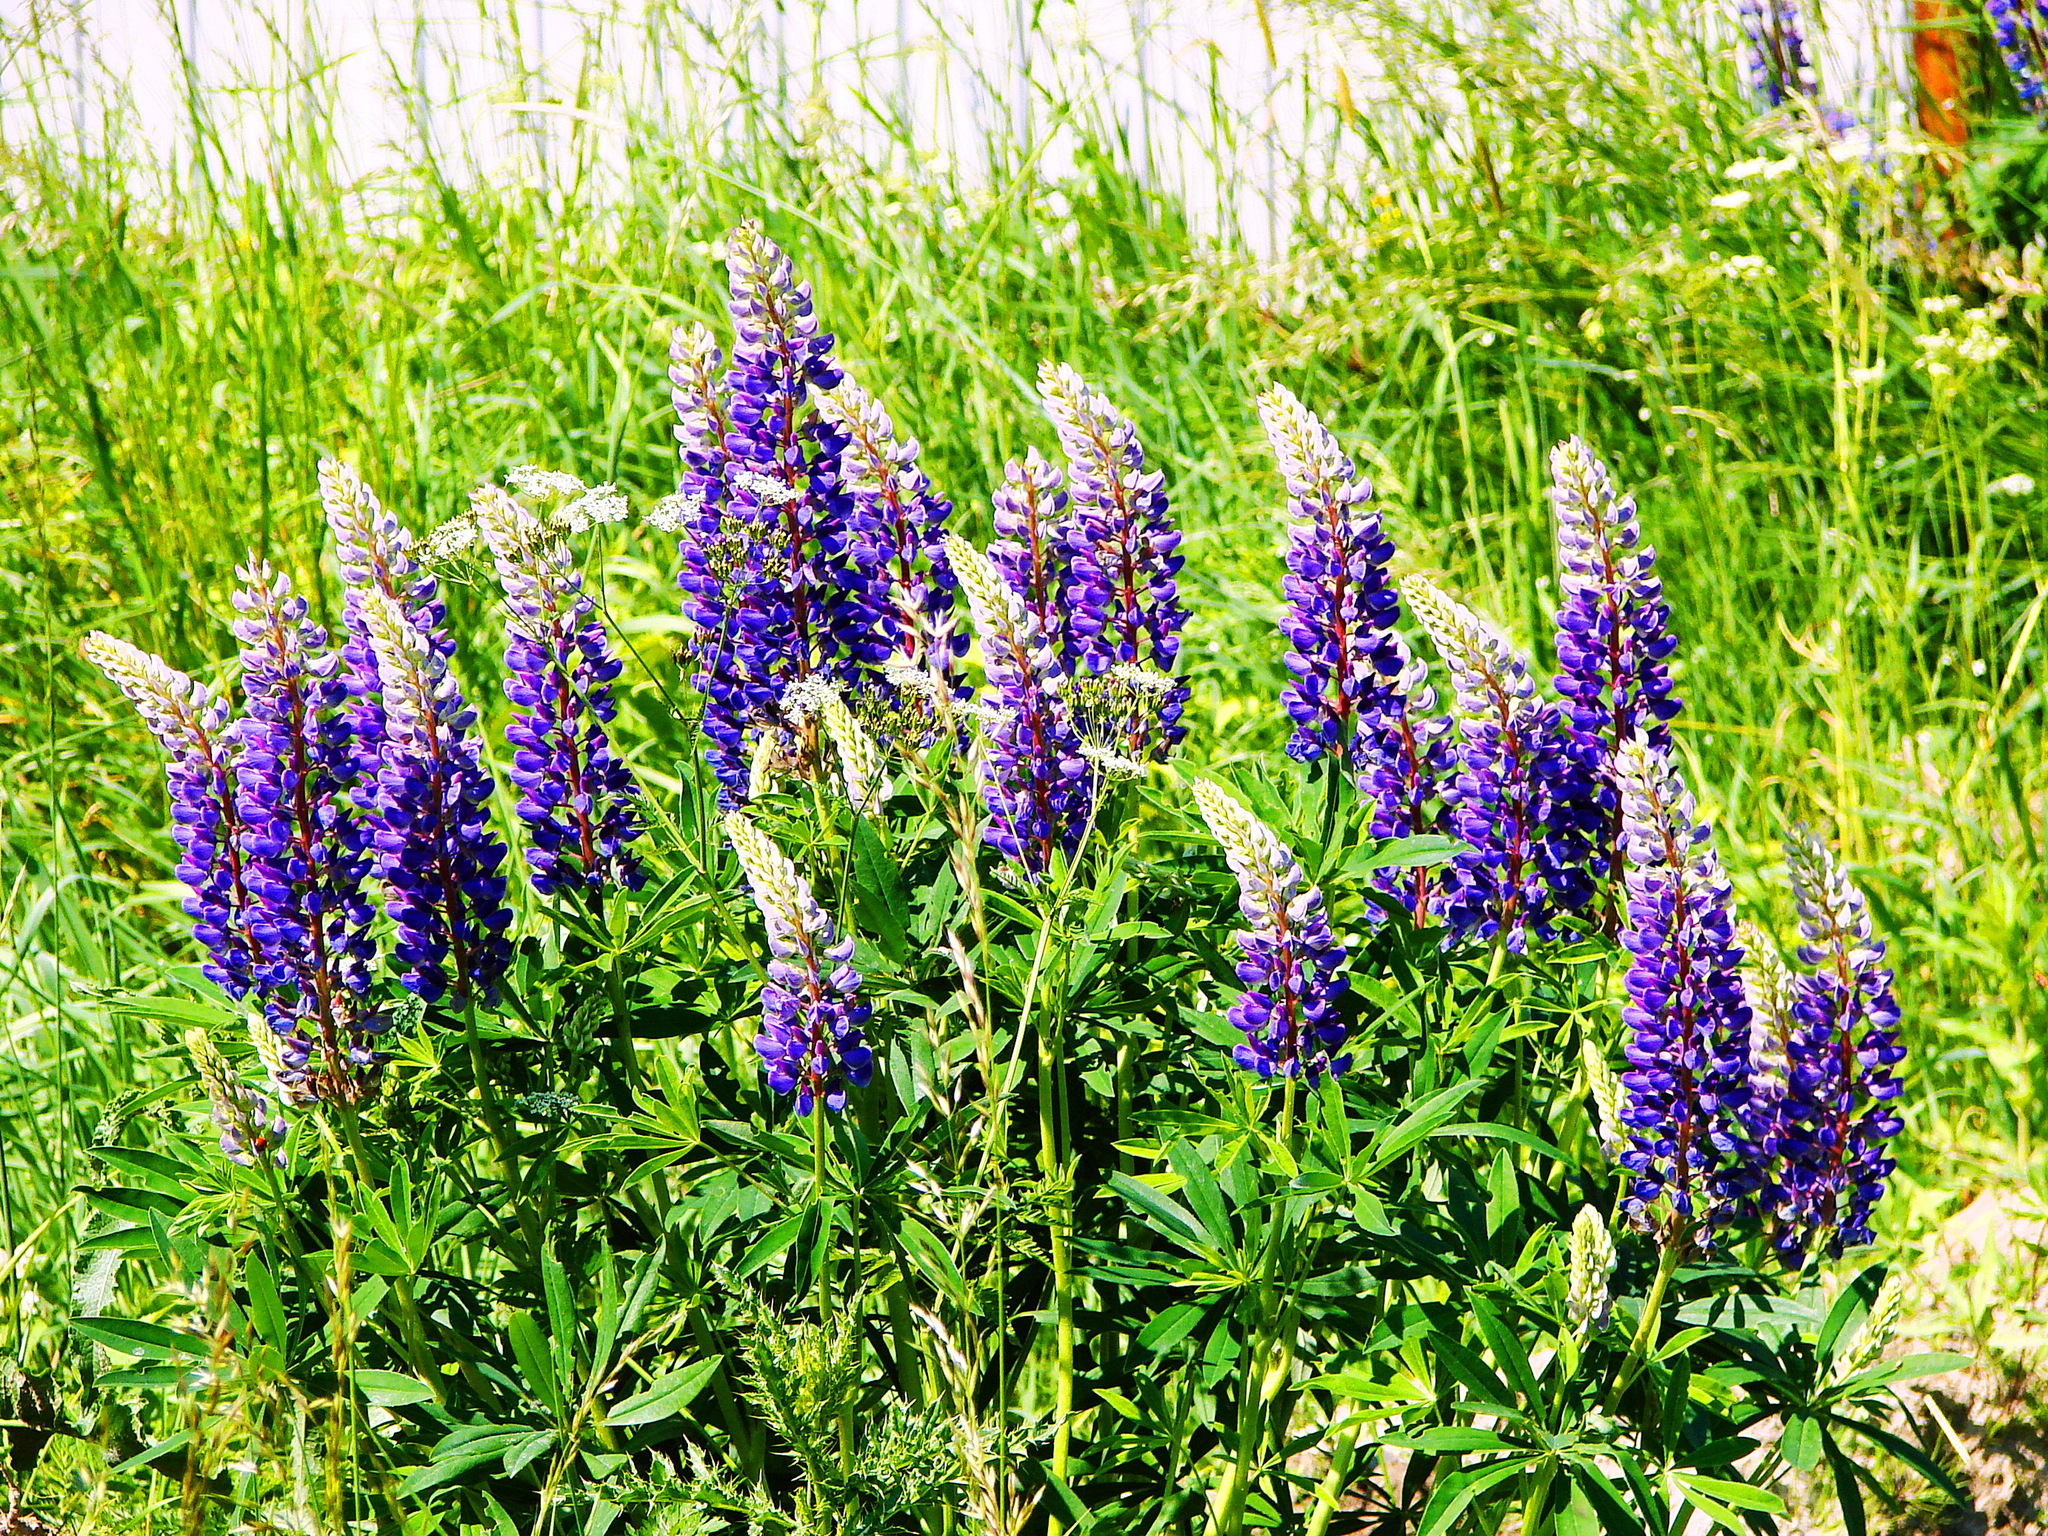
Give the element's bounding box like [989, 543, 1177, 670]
[355, 1369, 437, 1408]
[502, 1428, 558, 1477]
[895, 1217, 969, 1308]
[607, 1357, 720, 1428]
[1780, 1412, 1824, 1471]
[1670, 1471, 1785, 1514]
[108, 1429, 195, 1476]
[507, 1311, 563, 1419]
[1834, 1351, 1971, 1393]
[1385, 1427, 1520, 1453]
[1818, 1265, 1886, 1361]
[1107, 1171, 1214, 1254]
[734, 1213, 807, 1280]
[1417, 1457, 1531, 1536]
[1165, 1141, 1235, 1252]
[1358, 1080, 1485, 1175]
[71, 1316, 210, 1360]
[1135, 1303, 1206, 1354]
[850, 818, 910, 963]
[243, 1256, 288, 1353]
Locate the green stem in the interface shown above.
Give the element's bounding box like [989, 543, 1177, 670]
[1303, 1416, 1360, 1536]
[813, 1107, 831, 1321]
[1613, 1232, 1685, 1396]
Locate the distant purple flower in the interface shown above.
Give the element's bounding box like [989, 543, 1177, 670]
[1550, 437, 1681, 887]
[1037, 363, 1189, 761]
[1612, 739, 1755, 1231]
[1191, 780, 1350, 1083]
[1987, 0, 2048, 109]
[1256, 386, 1403, 765]
[83, 633, 257, 999]
[1771, 828, 1905, 1260]
[1355, 634, 1455, 917]
[988, 449, 1074, 661]
[726, 812, 873, 1115]
[817, 376, 964, 687]
[228, 560, 382, 1102]
[474, 484, 646, 898]
[1737, 0, 1816, 107]
[947, 533, 1097, 878]
[1402, 576, 1592, 950]
[358, 591, 514, 1005]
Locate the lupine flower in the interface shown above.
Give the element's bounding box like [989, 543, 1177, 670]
[817, 689, 891, 815]
[1737, 920, 1797, 1118]
[474, 484, 646, 898]
[228, 561, 382, 1101]
[1827, 1272, 1905, 1384]
[816, 376, 962, 684]
[186, 1027, 288, 1167]
[1190, 779, 1351, 1083]
[1987, 0, 2048, 110]
[1737, 0, 1816, 107]
[1549, 438, 1680, 885]
[725, 812, 874, 1115]
[322, 458, 434, 783]
[1257, 386, 1403, 765]
[1402, 576, 1591, 950]
[946, 532, 1096, 879]
[988, 449, 1074, 660]
[1037, 362, 1189, 761]
[1772, 828, 1905, 1260]
[358, 591, 514, 1004]
[1564, 1206, 1616, 1335]
[1356, 634, 1455, 917]
[1611, 738, 1754, 1231]
[82, 634, 257, 999]
[672, 224, 858, 800]
[1580, 1034, 1626, 1160]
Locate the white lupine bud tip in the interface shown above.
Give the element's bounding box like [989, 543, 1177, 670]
[944, 535, 1017, 628]
[725, 811, 814, 940]
[1566, 1206, 1617, 1334]
[821, 692, 890, 812]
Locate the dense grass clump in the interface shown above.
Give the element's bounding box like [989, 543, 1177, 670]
[0, 0, 2044, 1527]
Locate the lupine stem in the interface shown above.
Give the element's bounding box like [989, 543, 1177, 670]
[1613, 1230, 1687, 1395]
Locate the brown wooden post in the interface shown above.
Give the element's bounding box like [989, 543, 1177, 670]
[1913, 0, 1971, 147]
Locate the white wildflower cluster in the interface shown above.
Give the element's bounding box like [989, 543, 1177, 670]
[1707, 253, 1775, 286]
[645, 492, 703, 534]
[1986, 473, 2036, 498]
[421, 515, 481, 565]
[1725, 154, 1801, 183]
[551, 484, 630, 534]
[779, 676, 845, 727]
[882, 656, 947, 708]
[507, 464, 587, 501]
[1846, 365, 1886, 390]
[1913, 306, 2010, 379]
[1079, 743, 1148, 780]
[1107, 662, 1174, 696]
[733, 469, 803, 508]
[1707, 190, 1753, 211]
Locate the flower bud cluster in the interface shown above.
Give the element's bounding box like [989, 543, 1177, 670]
[1987, 0, 2048, 110]
[726, 813, 874, 1115]
[1191, 780, 1351, 1083]
[988, 449, 1074, 660]
[186, 1027, 288, 1167]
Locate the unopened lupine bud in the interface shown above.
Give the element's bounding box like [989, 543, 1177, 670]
[1828, 1273, 1905, 1384]
[1565, 1206, 1617, 1334]
[1580, 1035, 1626, 1160]
[185, 1027, 288, 1167]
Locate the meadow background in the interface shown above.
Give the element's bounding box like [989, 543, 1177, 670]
[2, 0, 2047, 1522]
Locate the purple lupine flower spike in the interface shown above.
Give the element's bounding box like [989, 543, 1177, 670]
[815, 375, 964, 686]
[1550, 437, 1681, 886]
[83, 633, 257, 998]
[1191, 779, 1351, 1083]
[946, 532, 1097, 878]
[1612, 738, 1755, 1233]
[1256, 386, 1403, 765]
[321, 458, 421, 781]
[1357, 633, 1455, 918]
[359, 591, 514, 1004]
[725, 812, 873, 1115]
[989, 449, 1074, 660]
[228, 560, 382, 1102]
[1402, 576, 1591, 950]
[1736, 0, 1816, 106]
[474, 484, 646, 898]
[1036, 362, 1190, 761]
[1772, 827, 1905, 1260]
[1987, 0, 2048, 109]
[187, 1027, 288, 1167]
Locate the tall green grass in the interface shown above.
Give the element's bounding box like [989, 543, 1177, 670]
[0, 0, 2044, 1492]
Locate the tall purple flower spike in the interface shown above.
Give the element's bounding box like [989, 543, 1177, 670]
[1737, 0, 1816, 107]
[1987, 0, 2048, 110]
[1771, 827, 1905, 1260]
[816, 375, 964, 688]
[1402, 576, 1591, 950]
[1612, 738, 1755, 1232]
[1549, 437, 1681, 889]
[1191, 779, 1352, 1084]
[1037, 362, 1190, 761]
[323, 461, 513, 1005]
[726, 812, 873, 1115]
[1256, 386, 1403, 766]
[947, 532, 1097, 879]
[228, 560, 383, 1102]
[82, 633, 257, 999]
[359, 591, 514, 1005]
[989, 449, 1075, 664]
[474, 484, 646, 899]
[1357, 634, 1455, 917]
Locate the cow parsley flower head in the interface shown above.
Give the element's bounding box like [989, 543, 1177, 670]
[1190, 779, 1351, 1083]
[725, 812, 874, 1115]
